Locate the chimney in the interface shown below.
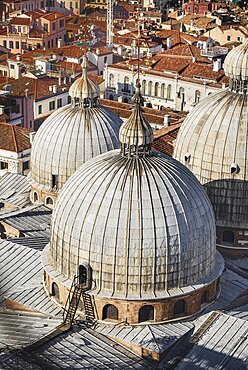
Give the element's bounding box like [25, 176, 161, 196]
[52, 85, 58, 93]
[49, 85, 53, 92]
[0, 105, 5, 114]
[58, 38, 62, 48]
[166, 37, 172, 49]
[213, 58, 222, 72]
[163, 114, 170, 127]
[4, 84, 11, 94]
[16, 54, 21, 61]
[96, 48, 100, 55]
[29, 132, 36, 145]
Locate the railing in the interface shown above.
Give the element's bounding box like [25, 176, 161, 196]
[201, 47, 228, 57]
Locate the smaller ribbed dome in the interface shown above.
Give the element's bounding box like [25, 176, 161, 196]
[69, 56, 99, 103]
[119, 82, 154, 157]
[224, 39, 248, 82]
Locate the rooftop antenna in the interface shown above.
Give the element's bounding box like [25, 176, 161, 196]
[107, 0, 114, 49]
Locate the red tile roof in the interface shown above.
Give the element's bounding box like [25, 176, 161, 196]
[0, 122, 31, 152]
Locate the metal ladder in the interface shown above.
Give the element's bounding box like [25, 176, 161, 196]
[63, 276, 95, 326]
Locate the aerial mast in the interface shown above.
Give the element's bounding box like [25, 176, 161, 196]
[106, 0, 114, 49]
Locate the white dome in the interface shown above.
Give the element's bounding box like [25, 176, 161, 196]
[224, 39, 248, 82]
[174, 89, 248, 229]
[50, 150, 217, 299]
[30, 104, 122, 192]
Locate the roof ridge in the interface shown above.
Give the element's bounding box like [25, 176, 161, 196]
[11, 125, 18, 152]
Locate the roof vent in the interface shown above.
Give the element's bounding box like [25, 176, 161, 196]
[185, 153, 191, 163]
[231, 163, 240, 175]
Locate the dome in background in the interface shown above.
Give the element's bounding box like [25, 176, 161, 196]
[29, 56, 122, 205]
[224, 39, 248, 82]
[173, 39, 248, 252]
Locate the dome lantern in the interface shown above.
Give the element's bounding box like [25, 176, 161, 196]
[119, 81, 154, 158]
[69, 55, 99, 108]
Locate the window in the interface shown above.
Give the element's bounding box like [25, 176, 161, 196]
[167, 84, 172, 100]
[33, 191, 38, 202]
[237, 36, 241, 41]
[52, 22, 56, 31]
[201, 291, 208, 304]
[15, 41, 19, 49]
[161, 83, 165, 98]
[222, 230, 234, 244]
[49, 101, 55, 111]
[23, 26, 27, 33]
[102, 304, 118, 320]
[109, 94, 113, 100]
[9, 41, 13, 49]
[104, 56, 107, 63]
[148, 81, 152, 95]
[23, 161, 29, 171]
[78, 263, 92, 289]
[123, 76, 129, 92]
[227, 35, 231, 41]
[154, 82, 159, 97]
[70, 1, 73, 8]
[59, 19, 64, 28]
[46, 197, 54, 207]
[75, 2, 78, 8]
[38, 105, 42, 115]
[0, 162, 8, 170]
[142, 80, 146, 95]
[43, 23, 48, 32]
[194, 90, 201, 104]
[109, 73, 114, 88]
[10, 64, 15, 69]
[138, 305, 154, 323]
[3, 41, 7, 48]
[51, 282, 60, 300]
[52, 174, 58, 188]
[57, 98, 62, 108]
[173, 300, 186, 318]
[17, 26, 21, 33]
[178, 87, 184, 98]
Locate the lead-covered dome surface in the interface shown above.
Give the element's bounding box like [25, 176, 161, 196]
[30, 61, 122, 192]
[50, 149, 217, 300]
[224, 39, 248, 81]
[174, 40, 248, 230]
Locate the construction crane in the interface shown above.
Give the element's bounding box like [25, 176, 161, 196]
[107, 0, 114, 49]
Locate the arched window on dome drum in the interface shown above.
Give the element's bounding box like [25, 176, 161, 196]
[201, 291, 208, 304]
[173, 300, 186, 318]
[148, 81, 153, 96]
[161, 83, 165, 98]
[167, 84, 172, 100]
[138, 305, 154, 323]
[33, 191, 38, 203]
[102, 304, 118, 320]
[195, 90, 201, 104]
[78, 263, 92, 289]
[154, 82, 159, 97]
[51, 282, 60, 301]
[109, 73, 114, 88]
[123, 97, 129, 103]
[109, 94, 114, 101]
[222, 230, 234, 245]
[142, 80, 147, 95]
[46, 197, 53, 207]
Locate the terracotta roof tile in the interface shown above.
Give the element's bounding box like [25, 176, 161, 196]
[0, 122, 31, 152]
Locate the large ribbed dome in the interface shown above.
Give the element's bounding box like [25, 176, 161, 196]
[49, 82, 218, 300]
[30, 61, 122, 194]
[174, 39, 248, 230]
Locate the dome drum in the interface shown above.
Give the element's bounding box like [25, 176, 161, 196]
[216, 226, 248, 257]
[43, 246, 223, 324]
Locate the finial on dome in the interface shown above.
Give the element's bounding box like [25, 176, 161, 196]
[119, 79, 154, 158]
[224, 39, 248, 94]
[68, 55, 99, 107]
